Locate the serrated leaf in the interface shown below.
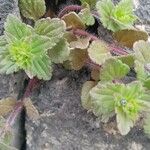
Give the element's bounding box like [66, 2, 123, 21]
[116, 107, 134, 135]
[96, 0, 137, 32]
[34, 18, 66, 48]
[19, 0, 46, 21]
[0, 98, 17, 116]
[80, 0, 97, 9]
[117, 54, 134, 67]
[62, 12, 85, 29]
[81, 81, 96, 110]
[4, 14, 33, 43]
[48, 39, 70, 64]
[69, 49, 88, 70]
[70, 37, 90, 49]
[113, 29, 148, 48]
[79, 6, 95, 26]
[100, 58, 130, 81]
[133, 40, 150, 64]
[24, 98, 39, 120]
[87, 40, 111, 65]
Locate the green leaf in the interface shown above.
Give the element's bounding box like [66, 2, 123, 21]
[96, 0, 137, 32]
[100, 58, 130, 81]
[79, 4, 95, 26]
[34, 18, 66, 48]
[19, 0, 46, 21]
[80, 0, 97, 9]
[89, 81, 149, 134]
[133, 40, 150, 64]
[62, 12, 85, 29]
[116, 107, 134, 135]
[81, 81, 96, 110]
[48, 39, 70, 64]
[87, 40, 111, 65]
[4, 14, 33, 43]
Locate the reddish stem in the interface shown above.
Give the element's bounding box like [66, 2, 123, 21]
[72, 29, 99, 41]
[110, 45, 129, 55]
[58, 5, 82, 18]
[6, 77, 39, 127]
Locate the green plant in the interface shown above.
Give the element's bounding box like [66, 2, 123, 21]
[96, 0, 137, 32]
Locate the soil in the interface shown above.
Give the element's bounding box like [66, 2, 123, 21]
[1, 0, 150, 150]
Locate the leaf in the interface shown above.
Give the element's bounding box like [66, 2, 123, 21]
[48, 39, 70, 64]
[0, 36, 7, 51]
[70, 36, 90, 49]
[81, 81, 96, 110]
[4, 14, 33, 43]
[19, 0, 46, 21]
[78, 5, 95, 26]
[34, 18, 66, 48]
[133, 40, 150, 64]
[91, 67, 100, 81]
[0, 98, 17, 116]
[23, 98, 39, 120]
[96, 0, 137, 32]
[144, 117, 150, 136]
[113, 29, 148, 48]
[117, 54, 135, 67]
[62, 12, 85, 29]
[87, 40, 111, 65]
[100, 58, 130, 81]
[69, 49, 88, 70]
[116, 107, 134, 135]
[80, 0, 97, 9]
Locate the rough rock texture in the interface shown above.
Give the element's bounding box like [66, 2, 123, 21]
[0, 0, 25, 149]
[25, 1, 150, 150]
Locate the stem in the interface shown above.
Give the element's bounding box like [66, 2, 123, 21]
[6, 77, 39, 128]
[58, 5, 82, 18]
[110, 45, 129, 55]
[72, 29, 99, 41]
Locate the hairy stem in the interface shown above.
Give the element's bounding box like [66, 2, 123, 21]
[72, 28, 128, 56]
[58, 5, 82, 18]
[6, 77, 39, 128]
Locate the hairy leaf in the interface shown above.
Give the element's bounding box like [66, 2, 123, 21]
[0, 98, 17, 116]
[90, 81, 149, 134]
[4, 14, 33, 43]
[80, 0, 97, 9]
[34, 18, 66, 47]
[96, 0, 137, 32]
[48, 39, 70, 64]
[62, 12, 85, 29]
[81, 81, 96, 110]
[70, 37, 90, 49]
[87, 40, 111, 65]
[100, 59, 130, 81]
[19, 0, 46, 21]
[113, 29, 148, 48]
[24, 98, 39, 120]
[79, 5, 95, 26]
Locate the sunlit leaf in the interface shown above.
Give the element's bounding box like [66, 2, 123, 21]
[4, 14, 33, 43]
[113, 29, 148, 48]
[80, 0, 97, 9]
[24, 98, 39, 120]
[19, 0, 46, 21]
[62, 12, 85, 29]
[87, 40, 111, 65]
[100, 58, 130, 81]
[34, 18, 66, 47]
[48, 39, 70, 64]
